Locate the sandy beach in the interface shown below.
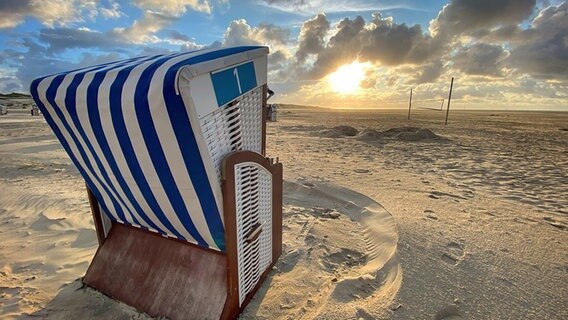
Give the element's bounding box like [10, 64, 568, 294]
[1, 106, 567, 319]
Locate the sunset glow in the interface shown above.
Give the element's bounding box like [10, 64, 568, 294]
[328, 62, 368, 95]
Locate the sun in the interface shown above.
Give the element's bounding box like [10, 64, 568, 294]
[328, 61, 369, 94]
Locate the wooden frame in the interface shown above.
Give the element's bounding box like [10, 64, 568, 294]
[86, 185, 106, 245]
[261, 85, 268, 155]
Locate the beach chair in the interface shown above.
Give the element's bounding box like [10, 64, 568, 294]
[268, 104, 278, 122]
[30, 46, 283, 319]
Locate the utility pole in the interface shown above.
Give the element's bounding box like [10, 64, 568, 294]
[407, 88, 413, 120]
[445, 77, 454, 125]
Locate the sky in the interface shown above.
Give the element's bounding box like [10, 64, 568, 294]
[0, 0, 566, 110]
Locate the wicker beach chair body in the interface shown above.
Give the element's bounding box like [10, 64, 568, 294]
[30, 46, 282, 319]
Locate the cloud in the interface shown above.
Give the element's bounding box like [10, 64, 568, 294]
[7, 36, 161, 92]
[0, 69, 23, 92]
[295, 13, 330, 63]
[296, 13, 437, 79]
[3, 22, 181, 91]
[508, 2, 568, 80]
[132, 0, 212, 16]
[0, 0, 98, 29]
[180, 42, 202, 51]
[99, 0, 125, 19]
[0, 49, 24, 67]
[223, 19, 290, 46]
[414, 60, 444, 84]
[138, 46, 176, 56]
[470, 24, 525, 43]
[453, 43, 507, 77]
[112, 11, 178, 44]
[76, 52, 123, 66]
[222, 19, 293, 81]
[289, 1, 561, 84]
[168, 30, 193, 42]
[0, 0, 215, 49]
[360, 13, 436, 65]
[429, 0, 536, 38]
[39, 27, 122, 53]
[268, 50, 288, 68]
[256, 0, 423, 16]
[35, 13, 183, 53]
[162, 30, 202, 50]
[360, 68, 377, 88]
[13, 38, 75, 90]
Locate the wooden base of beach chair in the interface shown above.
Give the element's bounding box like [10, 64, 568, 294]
[83, 151, 282, 320]
[84, 223, 228, 319]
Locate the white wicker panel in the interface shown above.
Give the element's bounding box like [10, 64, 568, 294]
[257, 168, 273, 273]
[235, 162, 273, 306]
[199, 86, 264, 183]
[238, 87, 263, 152]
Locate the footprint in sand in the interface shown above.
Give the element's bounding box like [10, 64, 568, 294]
[294, 216, 317, 242]
[543, 217, 567, 231]
[278, 249, 303, 273]
[356, 307, 376, 319]
[441, 242, 466, 266]
[321, 248, 367, 272]
[302, 182, 316, 188]
[435, 305, 463, 320]
[424, 209, 438, 220]
[429, 191, 467, 202]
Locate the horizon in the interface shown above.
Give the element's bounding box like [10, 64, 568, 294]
[0, 0, 567, 110]
[2, 91, 568, 112]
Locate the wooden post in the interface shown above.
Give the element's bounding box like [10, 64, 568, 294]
[86, 185, 107, 246]
[445, 77, 454, 125]
[261, 85, 267, 155]
[407, 88, 413, 120]
[440, 98, 444, 111]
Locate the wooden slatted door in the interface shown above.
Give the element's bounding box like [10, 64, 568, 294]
[222, 151, 282, 317]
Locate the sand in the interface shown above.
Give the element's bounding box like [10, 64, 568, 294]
[1, 106, 567, 319]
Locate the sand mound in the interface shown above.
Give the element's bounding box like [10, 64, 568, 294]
[356, 128, 383, 140]
[294, 125, 443, 143]
[281, 125, 326, 132]
[318, 126, 359, 138]
[381, 127, 442, 141]
[315, 125, 446, 142]
[355, 126, 446, 142]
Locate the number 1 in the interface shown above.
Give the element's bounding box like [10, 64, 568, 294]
[233, 68, 242, 94]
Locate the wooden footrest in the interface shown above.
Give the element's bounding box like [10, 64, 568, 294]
[84, 223, 228, 320]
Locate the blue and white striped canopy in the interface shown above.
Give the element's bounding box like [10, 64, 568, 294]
[30, 46, 267, 251]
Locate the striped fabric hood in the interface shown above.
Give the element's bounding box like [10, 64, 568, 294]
[30, 46, 268, 252]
